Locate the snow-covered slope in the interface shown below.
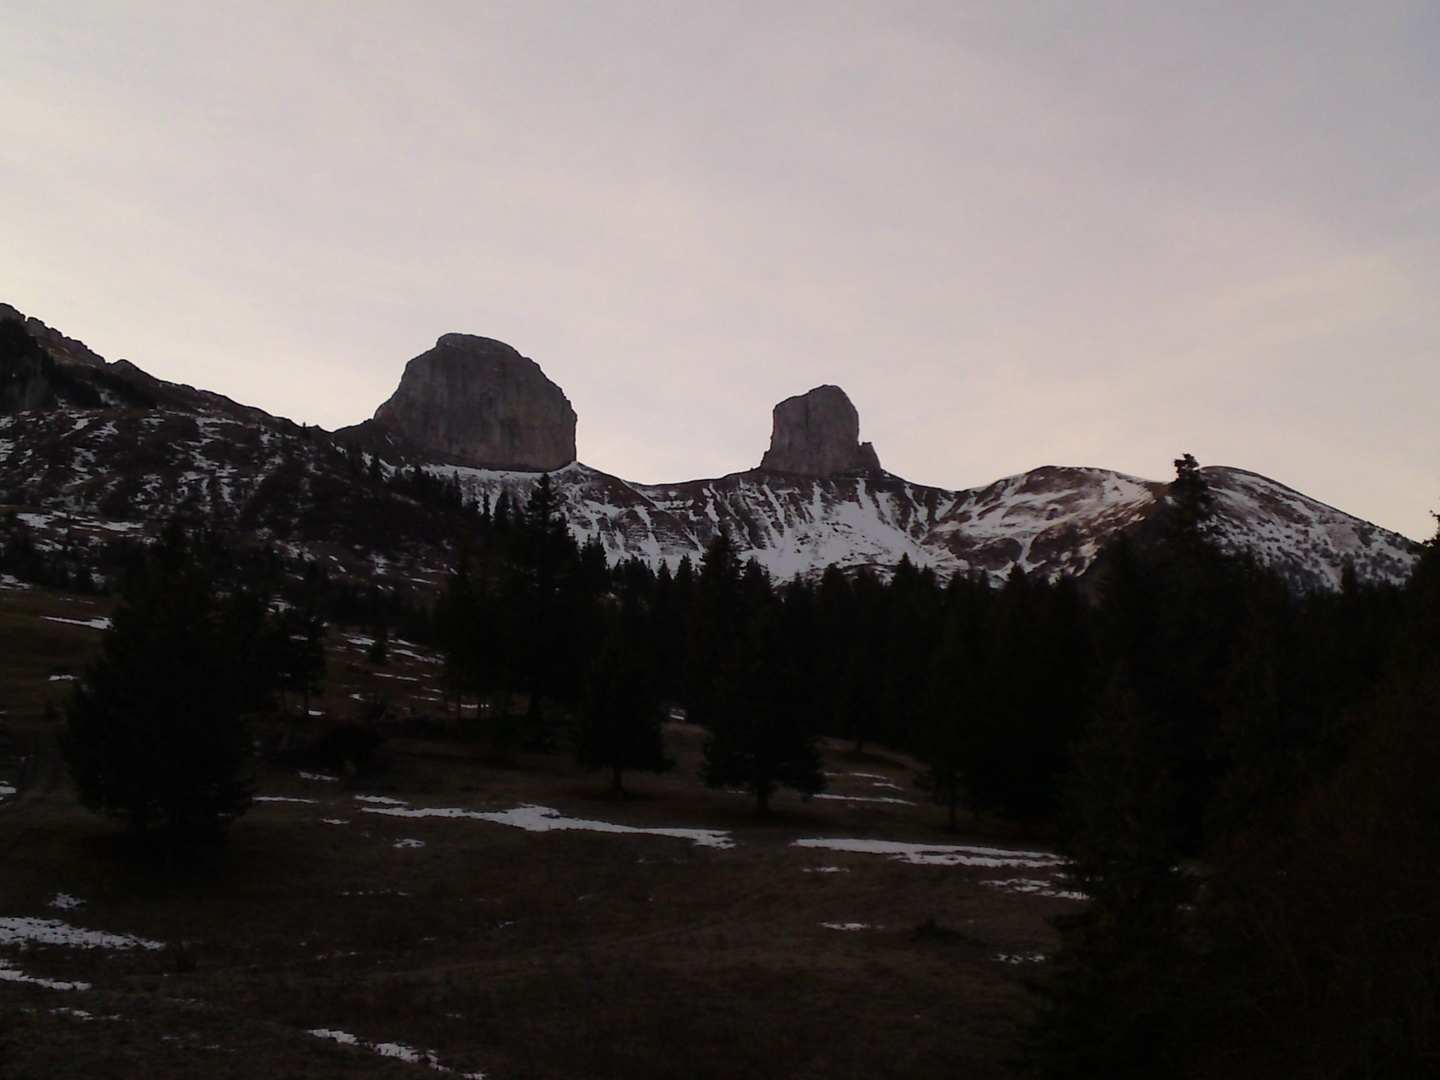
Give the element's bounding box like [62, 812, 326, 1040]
[429, 461, 1419, 588]
[1201, 466, 1419, 591]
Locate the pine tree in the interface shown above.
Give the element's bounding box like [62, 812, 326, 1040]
[574, 629, 673, 795]
[61, 532, 257, 850]
[701, 606, 826, 814]
[1028, 665, 1197, 1079]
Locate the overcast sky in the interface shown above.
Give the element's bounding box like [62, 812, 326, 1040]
[3, 2, 1438, 538]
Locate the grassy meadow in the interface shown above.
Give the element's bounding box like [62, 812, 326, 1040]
[0, 585, 1075, 1080]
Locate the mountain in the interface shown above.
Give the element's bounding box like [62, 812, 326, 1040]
[0, 306, 1421, 594]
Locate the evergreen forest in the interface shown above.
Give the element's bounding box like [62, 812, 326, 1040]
[58, 457, 1440, 1078]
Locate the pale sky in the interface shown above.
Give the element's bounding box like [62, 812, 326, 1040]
[3, 2, 1438, 539]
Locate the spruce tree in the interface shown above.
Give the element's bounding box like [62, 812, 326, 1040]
[574, 629, 673, 795]
[700, 606, 826, 814]
[61, 531, 257, 849]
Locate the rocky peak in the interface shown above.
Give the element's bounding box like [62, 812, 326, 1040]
[0, 303, 108, 369]
[373, 334, 577, 471]
[758, 385, 881, 477]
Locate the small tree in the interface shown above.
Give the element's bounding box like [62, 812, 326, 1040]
[701, 607, 826, 814]
[275, 603, 326, 718]
[61, 533, 257, 850]
[574, 629, 672, 795]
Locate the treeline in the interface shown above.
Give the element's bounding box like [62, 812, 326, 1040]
[434, 461, 1410, 835]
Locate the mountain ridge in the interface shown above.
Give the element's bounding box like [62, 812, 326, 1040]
[0, 304, 1421, 593]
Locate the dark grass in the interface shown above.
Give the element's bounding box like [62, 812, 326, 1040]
[0, 586, 1072, 1080]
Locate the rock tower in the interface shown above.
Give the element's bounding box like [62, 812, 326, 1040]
[758, 385, 881, 477]
[373, 334, 576, 471]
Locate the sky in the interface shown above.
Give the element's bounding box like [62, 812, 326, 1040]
[2, 2, 1438, 540]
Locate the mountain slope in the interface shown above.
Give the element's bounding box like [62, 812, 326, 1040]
[0, 304, 1421, 592]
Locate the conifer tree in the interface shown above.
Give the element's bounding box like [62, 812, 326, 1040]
[574, 628, 673, 795]
[61, 530, 257, 849]
[700, 606, 826, 814]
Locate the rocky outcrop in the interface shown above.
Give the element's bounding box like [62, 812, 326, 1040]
[758, 385, 881, 476]
[372, 334, 576, 472]
[0, 303, 108, 369]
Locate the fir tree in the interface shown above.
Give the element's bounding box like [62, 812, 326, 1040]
[574, 629, 673, 795]
[61, 531, 257, 850]
[700, 606, 826, 814]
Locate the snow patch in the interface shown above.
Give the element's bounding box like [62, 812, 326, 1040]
[358, 802, 734, 849]
[983, 878, 1086, 901]
[0, 957, 90, 991]
[40, 615, 111, 630]
[0, 916, 164, 950]
[308, 1028, 486, 1077]
[813, 793, 914, 806]
[791, 837, 1063, 869]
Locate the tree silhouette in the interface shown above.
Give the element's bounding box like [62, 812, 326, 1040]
[574, 628, 673, 795]
[61, 531, 258, 850]
[701, 606, 826, 814]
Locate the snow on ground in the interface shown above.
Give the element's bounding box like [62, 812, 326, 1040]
[39, 615, 111, 630]
[0, 784, 16, 797]
[0, 957, 91, 991]
[48, 894, 84, 911]
[983, 878, 1085, 901]
[357, 801, 735, 849]
[802, 866, 849, 873]
[254, 796, 318, 804]
[791, 837, 1063, 869]
[813, 793, 914, 806]
[308, 1028, 486, 1077]
[0, 916, 164, 950]
[820, 922, 874, 931]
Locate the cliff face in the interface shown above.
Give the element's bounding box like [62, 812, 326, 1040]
[758, 385, 881, 476]
[373, 334, 576, 471]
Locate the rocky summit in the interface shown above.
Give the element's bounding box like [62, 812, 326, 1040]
[372, 334, 576, 471]
[758, 385, 882, 476]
